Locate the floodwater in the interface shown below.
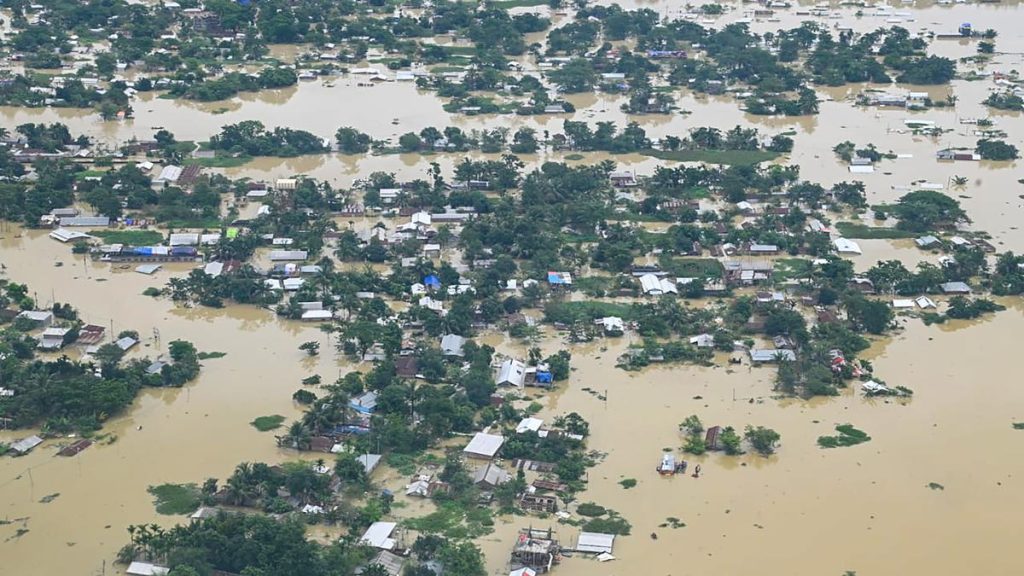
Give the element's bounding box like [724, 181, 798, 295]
[475, 307, 1024, 576]
[2, 1, 1024, 575]
[0, 229, 345, 576]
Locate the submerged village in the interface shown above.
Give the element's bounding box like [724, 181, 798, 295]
[2, 0, 1024, 575]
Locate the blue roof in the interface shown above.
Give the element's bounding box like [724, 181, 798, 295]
[547, 271, 571, 285]
[424, 274, 441, 287]
[535, 371, 553, 383]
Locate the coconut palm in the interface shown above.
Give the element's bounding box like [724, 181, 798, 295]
[952, 175, 969, 187]
[280, 420, 312, 450]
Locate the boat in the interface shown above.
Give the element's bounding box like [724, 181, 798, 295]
[658, 453, 676, 475]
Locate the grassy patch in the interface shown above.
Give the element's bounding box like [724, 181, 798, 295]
[927, 482, 945, 491]
[184, 155, 253, 168]
[564, 153, 585, 161]
[576, 502, 607, 517]
[385, 452, 420, 476]
[403, 500, 493, 539]
[427, 65, 466, 74]
[641, 149, 780, 167]
[834, 222, 915, 240]
[74, 169, 107, 181]
[658, 255, 725, 279]
[197, 351, 227, 360]
[573, 275, 615, 296]
[147, 483, 201, 515]
[440, 45, 479, 56]
[142, 287, 162, 297]
[490, 0, 549, 7]
[89, 229, 164, 245]
[250, 415, 286, 432]
[1013, 422, 1024, 430]
[543, 301, 635, 324]
[581, 511, 632, 535]
[817, 424, 871, 448]
[618, 478, 637, 489]
[773, 258, 813, 282]
[161, 219, 224, 229]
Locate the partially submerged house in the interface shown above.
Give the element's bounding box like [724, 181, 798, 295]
[440, 334, 466, 357]
[472, 462, 512, 490]
[598, 316, 625, 336]
[359, 521, 398, 550]
[516, 417, 544, 434]
[49, 228, 93, 243]
[358, 551, 406, 576]
[269, 250, 308, 262]
[546, 271, 572, 288]
[575, 532, 615, 555]
[463, 432, 505, 460]
[940, 281, 971, 294]
[10, 435, 43, 455]
[497, 358, 527, 388]
[358, 454, 383, 476]
[689, 333, 715, 348]
[60, 215, 110, 227]
[16, 310, 53, 328]
[126, 562, 170, 576]
[833, 238, 862, 255]
[510, 527, 560, 573]
[639, 273, 678, 295]
[608, 171, 637, 188]
[38, 327, 73, 350]
[350, 391, 378, 415]
[749, 348, 796, 363]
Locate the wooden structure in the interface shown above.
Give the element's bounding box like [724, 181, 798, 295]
[510, 528, 560, 573]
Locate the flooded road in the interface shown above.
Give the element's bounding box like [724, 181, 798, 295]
[2, 1, 1024, 574]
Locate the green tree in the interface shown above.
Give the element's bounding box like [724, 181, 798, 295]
[398, 133, 423, 152]
[336, 127, 372, 154]
[719, 426, 743, 455]
[889, 190, 968, 232]
[976, 139, 1019, 161]
[438, 541, 486, 576]
[744, 425, 781, 456]
[680, 414, 704, 436]
[844, 296, 893, 335]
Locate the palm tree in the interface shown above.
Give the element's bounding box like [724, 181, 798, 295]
[280, 421, 312, 450]
[952, 175, 969, 187]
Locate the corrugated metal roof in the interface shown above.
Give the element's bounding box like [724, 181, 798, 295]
[269, 250, 308, 261]
[576, 532, 615, 554]
[10, 435, 43, 454]
[359, 521, 397, 549]
[463, 432, 505, 458]
[59, 216, 110, 227]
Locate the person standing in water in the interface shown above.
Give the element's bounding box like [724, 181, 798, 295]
[693, 464, 701, 478]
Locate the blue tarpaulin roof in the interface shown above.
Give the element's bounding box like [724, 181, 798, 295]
[424, 274, 441, 287]
[547, 271, 571, 285]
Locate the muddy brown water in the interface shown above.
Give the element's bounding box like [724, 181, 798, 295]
[2, 2, 1024, 574]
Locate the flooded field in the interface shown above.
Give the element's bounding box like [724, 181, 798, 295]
[2, 1, 1024, 575]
